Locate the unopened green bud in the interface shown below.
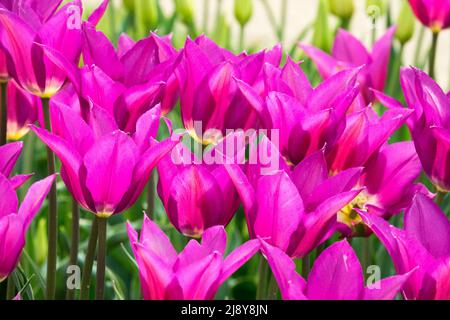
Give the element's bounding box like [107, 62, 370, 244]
[174, 0, 195, 26]
[234, 0, 253, 27]
[366, 0, 386, 18]
[328, 0, 354, 21]
[313, 0, 332, 52]
[396, 0, 415, 44]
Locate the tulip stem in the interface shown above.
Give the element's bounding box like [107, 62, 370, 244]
[429, 32, 439, 79]
[146, 171, 155, 219]
[413, 26, 425, 66]
[203, 0, 209, 34]
[239, 24, 246, 52]
[256, 257, 270, 300]
[42, 97, 58, 300]
[80, 217, 99, 300]
[436, 191, 446, 206]
[0, 81, 7, 146]
[279, 0, 288, 43]
[301, 255, 310, 278]
[6, 275, 15, 300]
[260, 0, 281, 42]
[362, 238, 372, 272]
[66, 199, 80, 300]
[95, 217, 108, 300]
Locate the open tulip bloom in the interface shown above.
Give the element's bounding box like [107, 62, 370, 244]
[0, 173, 56, 281]
[260, 239, 414, 300]
[376, 67, 450, 192]
[0, 142, 33, 189]
[301, 27, 396, 104]
[408, 0, 450, 32]
[360, 193, 450, 300]
[127, 216, 260, 300]
[31, 102, 179, 218]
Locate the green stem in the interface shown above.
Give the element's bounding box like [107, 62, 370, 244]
[146, 171, 155, 219]
[95, 217, 108, 300]
[1, 81, 7, 146]
[413, 26, 425, 66]
[6, 276, 15, 300]
[80, 217, 99, 300]
[66, 199, 80, 300]
[239, 24, 246, 52]
[436, 192, 446, 206]
[19, 133, 35, 199]
[388, 44, 404, 96]
[260, 0, 280, 42]
[362, 238, 372, 272]
[371, 17, 377, 46]
[301, 255, 310, 278]
[256, 257, 269, 300]
[42, 97, 58, 300]
[279, 0, 288, 43]
[429, 31, 439, 79]
[203, 0, 209, 34]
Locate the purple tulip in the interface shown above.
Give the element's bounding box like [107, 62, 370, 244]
[260, 239, 414, 300]
[237, 62, 361, 165]
[43, 53, 172, 134]
[226, 137, 362, 258]
[399, 67, 450, 192]
[81, 25, 180, 115]
[0, 80, 43, 140]
[360, 193, 450, 300]
[0, 173, 56, 282]
[30, 102, 179, 218]
[127, 216, 260, 300]
[176, 36, 282, 144]
[409, 0, 450, 32]
[157, 134, 243, 238]
[0, 142, 32, 189]
[301, 27, 396, 104]
[0, 0, 108, 98]
[322, 104, 423, 233]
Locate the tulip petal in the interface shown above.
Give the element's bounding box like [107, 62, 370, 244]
[0, 174, 18, 219]
[0, 141, 22, 177]
[307, 240, 364, 300]
[405, 193, 450, 258]
[84, 131, 137, 215]
[259, 239, 307, 300]
[18, 174, 56, 229]
[364, 270, 415, 300]
[254, 171, 304, 251]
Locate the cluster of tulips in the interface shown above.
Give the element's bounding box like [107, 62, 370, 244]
[0, 0, 449, 301]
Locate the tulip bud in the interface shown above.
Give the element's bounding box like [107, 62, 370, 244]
[366, 0, 386, 17]
[313, 0, 332, 52]
[395, 0, 415, 45]
[234, 0, 253, 27]
[174, 0, 195, 27]
[328, 0, 354, 21]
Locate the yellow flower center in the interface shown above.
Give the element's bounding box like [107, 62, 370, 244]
[338, 192, 369, 228]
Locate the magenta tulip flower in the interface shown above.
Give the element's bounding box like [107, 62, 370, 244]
[260, 239, 414, 300]
[176, 36, 282, 144]
[0, 0, 108, 98]
[0, 80, 42, 140]
[81, 25, 180, 115]
[301, 27, 396, 104]
[0, 49, 7, 81]
[30, 102, 179, 218]
[399, 67, 450, 192]
[226, 137, 362, 258]
[360, 193, 450, 300]
[0, 173, 56, 282]
[0, 142, 32, 189]
[237, 62, 361, 165]
[157, 135, 242, 238]
[127, 216, 260, 300]
[409, 0, 450, 32]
